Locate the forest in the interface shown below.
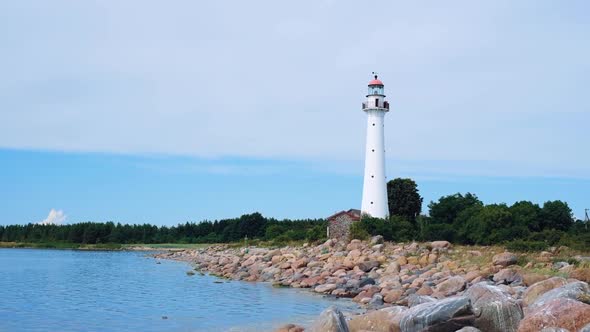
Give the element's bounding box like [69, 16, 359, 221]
[0, 213, 326, 246]
[1, 178, 587, 251]
[351, 179, 589, 251]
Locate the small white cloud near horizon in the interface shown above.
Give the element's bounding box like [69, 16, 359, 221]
[37, 209, 67, 225]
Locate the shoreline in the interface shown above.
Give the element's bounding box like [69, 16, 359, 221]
[0, 241, 209, 251]
[154, 238, 590, 331]
[5, 239, 590, 330]
[153, 250, 365, 331]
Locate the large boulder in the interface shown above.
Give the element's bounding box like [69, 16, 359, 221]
[348, 306, 406, 332]
[571, 268, 590, 283]
[309, 306, 349, 332]
[383, 289, 404, 303]
[356, 260, 380, 272]
[266, 249, 282, 259]
[430, 241, 452, 249]
[353, 286, 381, 304]
[529, 281, 590, 312]
[522, 273, 549, 286]
[370, 235, 384, 245]
[464, 270, 482, 283]
[359, 278, 376, 288]
[435, 276, 467, 297]
[315, 283, 338, 293]
[368, 294, 384, 308]
[291, 257, 308, 269]
[465, 283, 523, 332]
[406, 294, 436, 307]
[492, 252, 518, 267]
[518, 298, 590, 332]
[398, 296, 475, 332]
[241, 255, 259, 267]
[347, 249, 362, 260]
[522, 277, 568, 307]
[347, 240, 363, 251]
[493, 268, 523, 285]
[386, 262, 401, 274]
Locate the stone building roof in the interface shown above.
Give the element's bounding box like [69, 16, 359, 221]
[327, 209, 361, 221]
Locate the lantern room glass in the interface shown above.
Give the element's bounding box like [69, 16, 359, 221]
[368, 86, 384, 95]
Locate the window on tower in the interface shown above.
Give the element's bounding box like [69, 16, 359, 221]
[368, 86, 384, 95]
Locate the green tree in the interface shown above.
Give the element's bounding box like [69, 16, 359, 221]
[428, 193, 483, 225]
[454, 205, 484, 243]
[305, 225, 326, 242]
[390, 215, 417, 242]
[237, 212, 267, 238]
[462, 204, 512, 244]
[540, 201, 573, 231]
[387, 178, 423, 222]
[420, 222, 456, 242]
[510, 201, 542, 232]
[461, 204, 531, 245]
[265, 224, 284, 240]
[358, 217, 393, 240]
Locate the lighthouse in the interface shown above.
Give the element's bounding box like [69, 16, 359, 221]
[360, 74, 390, 219]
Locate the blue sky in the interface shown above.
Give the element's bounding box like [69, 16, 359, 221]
[1, 149, 589, 225]
[0, 1, 588, 225]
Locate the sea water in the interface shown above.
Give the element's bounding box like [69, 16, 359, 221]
[0, 248, 359, 331]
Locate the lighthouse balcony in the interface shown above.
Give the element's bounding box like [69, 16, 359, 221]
[362, 101, 390, 112]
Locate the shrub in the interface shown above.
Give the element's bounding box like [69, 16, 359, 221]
[350, 222, 370, 240]
[284, 229, 306, 241]
[390, 216, 417, 242]
[273, 234, 290, 244]
[528, 229, 564, 245]
[505, 239, 548, 252]
[265, 224, 284, 240]
[305, 225, 325, 242]
[420, 223, 456, 242]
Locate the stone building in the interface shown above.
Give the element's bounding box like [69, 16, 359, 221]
[327, 209, 361, 241]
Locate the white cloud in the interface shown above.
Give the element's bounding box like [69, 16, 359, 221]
[38, 209, 67, 225]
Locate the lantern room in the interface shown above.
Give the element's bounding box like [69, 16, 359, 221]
[368, 75, 384, 95]
[362, 74, 389, 111]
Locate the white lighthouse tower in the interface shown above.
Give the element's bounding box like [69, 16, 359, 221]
[361, 74, 390, 219]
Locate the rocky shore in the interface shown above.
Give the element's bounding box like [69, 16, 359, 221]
[154, 237, 590, 332]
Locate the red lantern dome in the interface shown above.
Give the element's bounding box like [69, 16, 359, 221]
[368, 74, 383, 86]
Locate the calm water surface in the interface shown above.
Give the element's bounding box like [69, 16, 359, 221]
[0, 249, 359, 332]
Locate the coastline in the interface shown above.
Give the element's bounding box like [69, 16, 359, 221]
[5, 238, 590, 330]
[154, 238, 590, 331]
[0, 241, 208, 251]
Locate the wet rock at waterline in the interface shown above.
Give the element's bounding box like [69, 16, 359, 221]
[309, 306, 349, 332]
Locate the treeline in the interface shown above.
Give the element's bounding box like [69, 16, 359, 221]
[0, 213, 326, 245]
[352, 179, 589, 251]
[2, 178, 588, 251]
